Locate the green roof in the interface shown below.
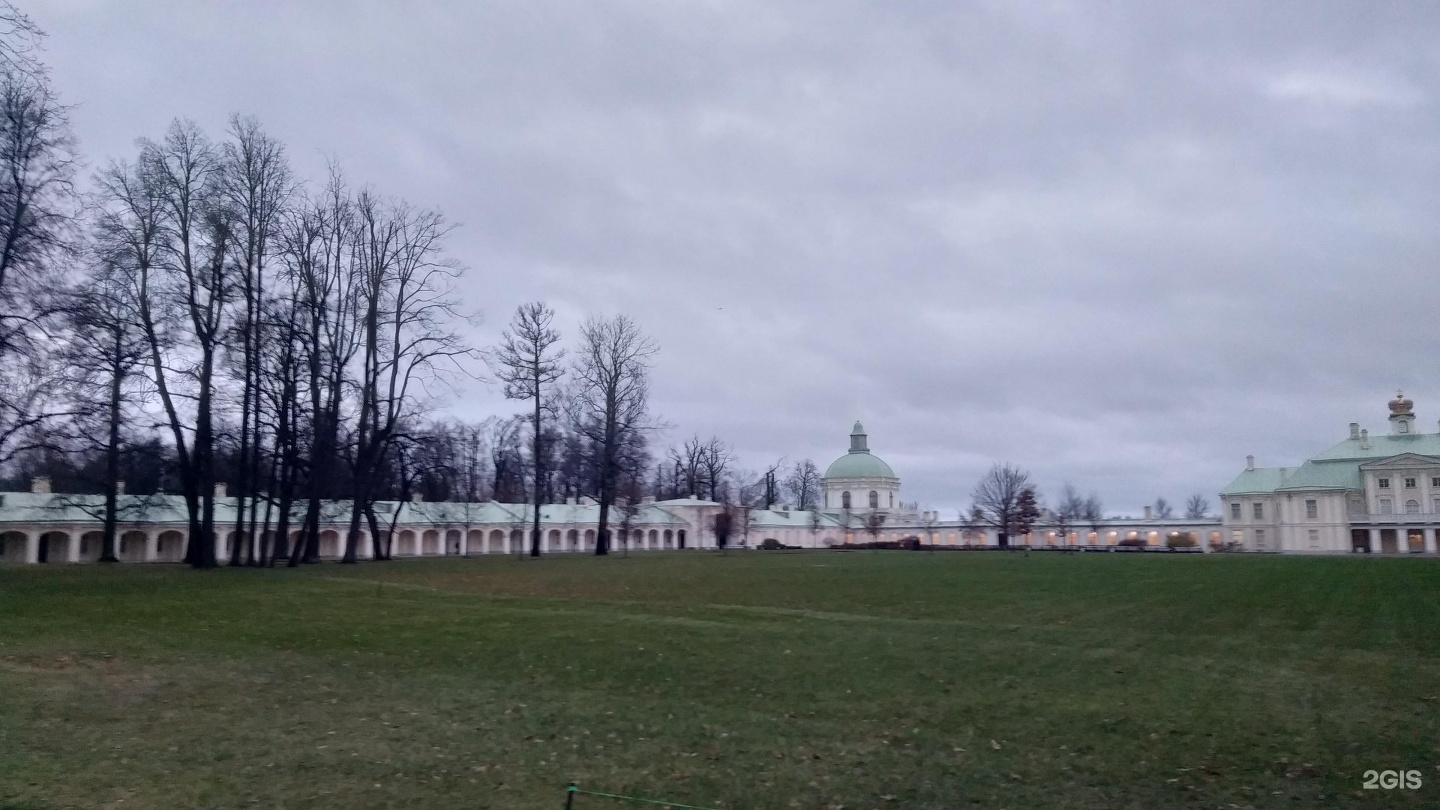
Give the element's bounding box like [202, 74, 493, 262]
[1274, 461, 1361, 491]
[1311, 433, 1440, 461]
[1219, 468, 1289, 496]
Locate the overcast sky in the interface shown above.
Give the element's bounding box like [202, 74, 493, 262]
[27, 1, 1440, 516]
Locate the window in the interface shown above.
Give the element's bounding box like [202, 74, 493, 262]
[841, 491, 851, 509]
[868, 491, 878, 509]
[1431, 477, 1439, 488]
[1379, 477, 1391, 489]
[1305, 499, 1318, 519]
[1406, 499, 1420, 515]
[1231, 530, 1244, 545]
[1400, 421, 1410, 434]
[1252, 502, 1264, 519]
[1433, 496, 1440, 514]
[1230, 502, 1241, 519]
[1405, 477, 1417, 489]
[889, 492, 894, 508]
[1308, 529, 1320, 548]
[1380, 498, 1393, 515]
[1255, 529, 1266, 549]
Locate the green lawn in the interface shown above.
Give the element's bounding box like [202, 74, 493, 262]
[1, 552, 1437, 809]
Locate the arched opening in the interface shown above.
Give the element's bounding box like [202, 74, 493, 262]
[868, 491, 878, 509]
[0, 531, 26, 563]
[584, 529, 596, 550]
[118, 530, 146, 562]
[678, 529, 687, 549]
[841, 491, 851, 509]
[546, 529, 561, 552]
[38, 531, 69, 563]
[318, 530, 341, 559]
[632, 530, 644, 549]
[156, 530, 185, 562]
[422, 530, 441, 555]
[397, 530, 416, 557]
[663, 530, 674, 549]
[1406, 499, 1421, 515]
[483, 529, 500, 555]
[509, 528, 523, 554]
[80, 531, 104, 562]
[566, 529, 580, 551]
[647, 529, 658, 550]
[443, 529, 460, 555]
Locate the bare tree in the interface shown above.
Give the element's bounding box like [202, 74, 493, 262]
[490, 302, 564, 557]
[968, 462, 1033, 549]
[1153, 497, 1174, 519]
[0, 50, 78, 469]
[342, 192, 470, 563]
[699, 437, 732, 501]
[221, 115, 292, 566]
[1054, 483, 1086, 547]
[569, 314, 657, 555]
[712, 508, 733, 554]
[668, 435, 709, 497]
[783, 459, 821, 510]
[863, 510, 886, 544]
[114, 120, 234, 569]
[1082, 493, 1105, 539]
[1184, 494, 1210, 519]
[61, 263, 148, 562]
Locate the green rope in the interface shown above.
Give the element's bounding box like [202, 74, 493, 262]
[567, 783, 727, 810]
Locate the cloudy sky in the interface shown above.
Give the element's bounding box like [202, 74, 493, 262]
[26, 1, 1440, 515]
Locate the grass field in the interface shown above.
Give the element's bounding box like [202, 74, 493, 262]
[1, 552, 1437, 809]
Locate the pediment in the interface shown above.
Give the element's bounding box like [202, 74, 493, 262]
[1358, 452, 1440, 470]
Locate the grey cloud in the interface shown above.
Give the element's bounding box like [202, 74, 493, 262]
[28, 0, 1440, 513]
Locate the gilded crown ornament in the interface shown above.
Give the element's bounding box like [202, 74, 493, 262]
[1389, 389, 1414, 416]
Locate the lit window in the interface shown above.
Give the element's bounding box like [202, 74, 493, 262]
[1405, 478, 1417, 489]
[1252, 502, 1264, 519]
[1406, 500, 1420, 515]
[1308, 529, 1319, 548]
[1379, 478, 1391, 489]
[1231, 530, 1243, 545]
[1380, 498, 1393, 515]
[1230, 502, 1241, 519]
[1305, 500, 1317, 519]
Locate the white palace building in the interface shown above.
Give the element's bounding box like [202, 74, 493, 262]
[1219, 391, 1440, 555]
[0, 421, 1251, 565]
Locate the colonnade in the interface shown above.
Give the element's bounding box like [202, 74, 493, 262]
[0, 524, 696, 564]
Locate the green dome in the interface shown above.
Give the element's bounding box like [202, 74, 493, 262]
[824, 451, 896, 480]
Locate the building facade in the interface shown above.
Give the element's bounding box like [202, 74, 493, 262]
[1, 421, 1234, 565]
[1220, 392, 1440, 554]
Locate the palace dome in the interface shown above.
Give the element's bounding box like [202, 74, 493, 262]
[823, 421, 897, 480]
[1389, 390, 1414, 416]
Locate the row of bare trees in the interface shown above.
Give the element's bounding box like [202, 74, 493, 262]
[0, 8, 488, 568]
[968, 464, 1215, 548]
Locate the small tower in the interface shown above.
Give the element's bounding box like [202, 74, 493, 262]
[849, 421, 868, 453]
[1388, 390, 1416, 436]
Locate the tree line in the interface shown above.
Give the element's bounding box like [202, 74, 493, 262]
[966, 463, 1213, 548]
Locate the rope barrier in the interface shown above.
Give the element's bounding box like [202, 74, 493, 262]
[565, 782, 727, 810]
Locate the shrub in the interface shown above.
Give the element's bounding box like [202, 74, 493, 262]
[1166, 533, 1199, 548]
